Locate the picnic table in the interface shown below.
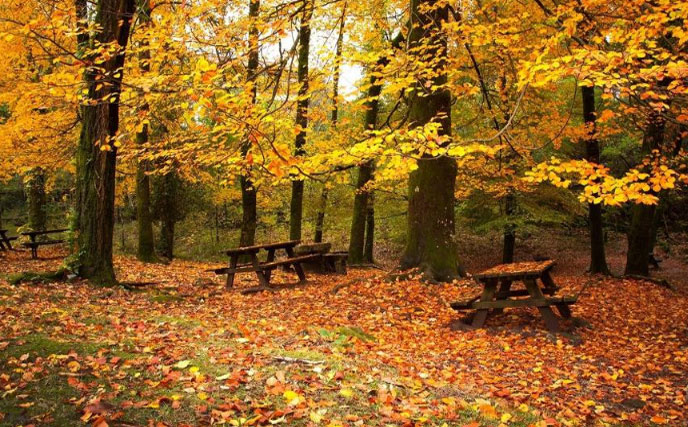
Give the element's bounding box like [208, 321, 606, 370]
[211, 240, 319, 290]
[0, 229, 17, 251]
[21, 228, 69, 259]
[451, 260, 577, 333]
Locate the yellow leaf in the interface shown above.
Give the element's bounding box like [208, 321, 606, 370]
[174, 360, 191, 369]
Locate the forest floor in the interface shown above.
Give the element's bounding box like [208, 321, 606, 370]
[1, 233, 687, 426]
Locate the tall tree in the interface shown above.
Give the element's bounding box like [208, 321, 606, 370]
[349, 31, 403, 264]
[314, 3, 346, 244]
[289, 0, 313, 241]
[135, 0, 157, 262]
[26, 167, 46, 231]
[400, 0, 459, 281]
[157, 171, 178, 260]
[582, 86, 610, 274]
[75, 0, 136, 284]
[239, 0, 260, 247]
[625, 111, 666, 276]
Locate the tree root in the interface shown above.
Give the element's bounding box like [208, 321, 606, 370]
[623, 274, 676, 291]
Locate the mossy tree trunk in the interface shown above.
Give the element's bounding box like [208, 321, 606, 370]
[400, 0, 459, 281]
[135, 0, 156, 262]
[26, 167, 47, 231]
[75, 0, 136, 284]
[582, 85, 610, 274]
[289, 0, 313, 241]
[625, 111, 665, 276]
[239, 0, 260, 248]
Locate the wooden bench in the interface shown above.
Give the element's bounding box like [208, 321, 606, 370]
[294, 243, 348, 274]
[0, 229, 18, 251]
[20, 229, 68, 259]
[451, 260, 579, 333]
[212, 240, 319, 290]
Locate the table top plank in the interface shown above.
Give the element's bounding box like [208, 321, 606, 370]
[20, 228, 69, 237]
[223, 240, 300, 255]
[473, 260, 556, 280]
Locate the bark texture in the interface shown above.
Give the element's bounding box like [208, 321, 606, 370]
[400, 0, 459, 281]
[75, 0, 136, 284]
[625, 111, 666, 276]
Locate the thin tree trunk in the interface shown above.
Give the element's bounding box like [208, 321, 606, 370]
[348, 32, 404, 263]
[400, 0, 459, 281]
[502, 192, 515, 264]
[239, 0, 260, 248]
[625, 111, 666, 276]
[313, 188, 328, 243]
[289, 0, 313, 241]
[158, 171, 178, 260]
[75, 0, 136, 284]
[363, 192, 374, 263]
[313, 4, 345, 243]
[581, 85, 610, 274]
[26, 167, 47, 231]
[349, 163, 373, 263]
[135, 0, 156, 262]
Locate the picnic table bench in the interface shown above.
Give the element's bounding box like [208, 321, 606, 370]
[0, 229, 18, 250]
[451, 260, 577, 333]
[294, 243, 348, 274]
[210, 240, 319, 291]
[0, 229, 18, 251]
[21, 228, 69, 259]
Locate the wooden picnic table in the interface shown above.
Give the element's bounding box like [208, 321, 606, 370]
[0, 229, 17, 251]
[20, 228, 69, 259]
[212, 240, 319, 290]
[451, 260, 577, 333]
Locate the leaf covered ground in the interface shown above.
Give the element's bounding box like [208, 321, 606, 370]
[1, 248, 687, 426]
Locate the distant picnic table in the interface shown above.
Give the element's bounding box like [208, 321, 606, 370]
[451, 260, 577, 333]
[210, 240, 319, 292]
[0, 229, 17, 251]
[21, 228, 68, 259]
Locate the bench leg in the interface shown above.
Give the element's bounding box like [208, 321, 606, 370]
[265, 249, 275, 282]
[226, 256, 238, 288]
[493, 280, 512, 314]
[555, 303, 572, 319]
[525, 279, 560, 333]
[250, 253, 270, 287]
[285, 247, 307, 283]
[472, 279, 497, 328]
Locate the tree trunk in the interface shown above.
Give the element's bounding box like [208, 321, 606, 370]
[364, 192, 374, 263]
[239, 0, 260, 248]
[348, 31, 405, 263]
[313, 187, 327, 243]
[158, 171, 178, 260]
[349, 162, 373, 263]
[26, 167, 47, 231]
[289, 0, 313, 241]
[502, 193, 515, 264]
[400, 0, 459, 281]
[625, 111, 666, 276]
[135, 0, 156, 262]
[582, 85, 610, 274]
[75, 0, 136, 284]
[313, 4, 345, 244]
